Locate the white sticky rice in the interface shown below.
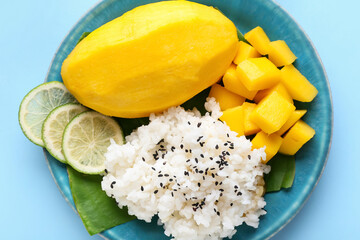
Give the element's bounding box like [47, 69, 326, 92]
[102, 98, 270, 240]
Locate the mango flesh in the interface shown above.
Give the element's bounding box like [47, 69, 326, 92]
[250, 91, 295, 134]
[220, 106, 244, 136]
[279, 120, 315, 155]
[223, 64, 258, 100]
[281, 64, 318, 102]
[242, 102, 261, 136]
[252, 131, 283, 163]
[253, 82, 293, 104]
[277, 110, 307, 135]
[236, 57, 280, 91]
[244, 26, 271, 55]
[208, 84, 245, 111]
[233, 41, 261, 65]
[268, 40, 297, 67]
[61, 1, 238, 118]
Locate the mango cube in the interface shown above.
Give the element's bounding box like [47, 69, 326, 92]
[223, 64, 258, 100]
[233, 41, 261, 65]
[208, 84, 245, 111]
[281, 64, 318, 102]
[236, 57, 280, 91]
[268, 40, 297, 67]
[253, 83, 293, 104]
[252, 131, 283, 163]
[250, 91, 295, 134]
[277, 110, 307, 135]
[220, 106, 244, 136]
[242, 102, 261, 136]
[244, 26, 271, 55]
[279, 120, 315, 155]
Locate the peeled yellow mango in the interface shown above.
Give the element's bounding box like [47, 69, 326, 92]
[236, 57, 280, 91]
[242, 102, 261, 136]
[244, 26, 271, 55]
[250, 91, 295, 134]
[281, 64, 318, 102]
[279, 120, 315, 155]
[209, 84, 245, 111]
[61, 1, 238, 118]
[222, 64, 258, 100]
[233, 41, 261, 65]
[252, 131, 283, 163]
[253, 82, 293, 104]
[277, 110, 307, 135]
[268, 40, 297, 67]
[220, 106, 244, 136]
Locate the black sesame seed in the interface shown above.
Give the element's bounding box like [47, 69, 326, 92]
[151, 167, 156, 171]
[197, 122, 202, 128]
[157, 139, 164, 145]
[164, 174, 169, 177]
[180, 144, 184, 149]
[141, 186, 144, 191]
[219, 167, 224, 171]
[220, 193, 223, 197]
[195, 158, 198, 163]
[219, 188, 224, 192]
[154, 190, 158, 194]
[160, 145, 164, 148]
[217, 211, 220, 216]
[199, 170, 204, 174]
[171, 192, 174, 197]
[237, 192, 242, 196]
[214, 208, 217, 213]
[197, 136, 203, 142]
[162, 154, 166, 159]
[203, 176, 205, 180]
[189, 149, 192, 153]
[104, 169, 108, 174]
[163, 161, 166, 165]
[248, 155, 251, 160]
[171, 146, 175, 152]
[215, 145, 219, 149]
[200, 142, 204, 147]
[215, 181, 218, 186]
[211, 168, 215, 170]
[200, 154, 204, 158]
[234, 185, 238, 189]
[198, 183, 201, 187]
[227, 133, 230, 137]
[186, 159, 190, 162]
[224, 143, 228, 146]
[185, 149, 188, 153]
[212, 173, 215, 178]
[158, 174, 163, 177]
[160, 183, 163, 187]
[110, 181, 116, 188]
[188, 121, 191, 125]
[142, 157, 145, 162]
[210, 157, 213, 160]
[195, 169, 199, 173]
[169, 178, 173, 182]
[230, 203, 233, 206]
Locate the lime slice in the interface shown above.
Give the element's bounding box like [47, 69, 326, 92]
[19, 81, 77, 147]
[62, 111, 123, 174]
[42, 103, 88, 163]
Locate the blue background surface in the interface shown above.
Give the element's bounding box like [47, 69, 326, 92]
[0, 0, 358, 239]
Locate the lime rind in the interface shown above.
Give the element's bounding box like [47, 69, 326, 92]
[62, 111, 123, 174]
[42, 103, 88, 163]
[19, 81, 77, 147]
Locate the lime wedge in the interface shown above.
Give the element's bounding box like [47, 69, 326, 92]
[42, 103, 88, 163]
[62, 111, 123, 174]
[19, 81, 77, 147]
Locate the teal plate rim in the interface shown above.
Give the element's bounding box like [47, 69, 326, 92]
[44, 0, 333, 239]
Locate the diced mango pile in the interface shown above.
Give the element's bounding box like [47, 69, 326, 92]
[209, 26, 317, 163]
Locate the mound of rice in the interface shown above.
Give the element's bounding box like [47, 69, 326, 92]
[102, 98, 270, 240]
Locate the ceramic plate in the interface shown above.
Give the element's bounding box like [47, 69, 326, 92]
[44, 0, 333, 239]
